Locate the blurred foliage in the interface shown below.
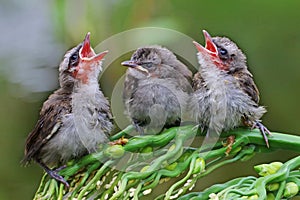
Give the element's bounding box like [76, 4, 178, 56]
[1, 0, 300, 199]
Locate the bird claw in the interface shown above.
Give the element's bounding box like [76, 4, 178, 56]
[39, 161, 70, 188]
[135, 125, 145, 135]
[132, 119, 145, 135]
[253, 121, 271, 148]
[47, 169, 70, 188]
[53, 165, 67, 173]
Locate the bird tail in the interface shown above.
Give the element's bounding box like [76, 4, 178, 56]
[20, 155, 31, 167]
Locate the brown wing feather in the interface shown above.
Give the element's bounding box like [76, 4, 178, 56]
[192, 71, 206, 91]
[232, 69, 260, 104]
[22, 89, 72, 165]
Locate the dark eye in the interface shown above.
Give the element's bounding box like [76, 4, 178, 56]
[69, 52, 79, 66]
[143, 62, 153, 68]
[219, 48, 228, 55]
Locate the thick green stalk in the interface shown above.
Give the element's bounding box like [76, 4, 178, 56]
[32, 126, 300, 199]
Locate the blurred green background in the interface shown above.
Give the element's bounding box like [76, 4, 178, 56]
[1, 0, 300, 199]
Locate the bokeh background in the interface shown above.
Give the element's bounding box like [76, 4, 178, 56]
[1, 0, 300, 199]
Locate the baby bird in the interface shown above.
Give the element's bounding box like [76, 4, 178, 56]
[122, 46, 193, 134]
[190, 30, 271, 147]
[22, 33, 113, 187]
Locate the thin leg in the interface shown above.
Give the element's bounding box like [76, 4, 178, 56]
[37, 160, 69, 188]
[134, 123, 144, 135]
[133, 119, 145, 135]
[252, 121, 272, 148]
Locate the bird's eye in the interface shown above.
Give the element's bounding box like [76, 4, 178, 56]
[143, 62, 153, 68]
[69, 52, 79, 67]
[219, 48, 228, 55]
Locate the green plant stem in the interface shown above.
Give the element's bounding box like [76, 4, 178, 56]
[275, 181, 286, 200]
[164, 155, 197, 199]
[110, 125, 134, 141]
[77, 160, 114, 199]
[32, 126, 300, 200]
[228, 128, 300, 151]
[178, 177, 256, 200]
[254, 155, 300, 199]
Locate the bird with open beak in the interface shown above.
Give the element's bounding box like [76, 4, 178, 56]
[190, 30, 271, 147]
[122, 46, 193, 134]
[22, 33, 113, 187]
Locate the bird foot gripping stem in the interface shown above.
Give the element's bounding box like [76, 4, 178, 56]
[46, 169, 69, 188]
[252, 121, 272, 148]
[38, 161, 69, 188]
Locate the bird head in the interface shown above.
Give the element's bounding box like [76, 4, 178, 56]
[121, 46, 163, 78]
[59, 32, 108, 88]
[193, 30, 246, 72]
[121, 46, 192, 81]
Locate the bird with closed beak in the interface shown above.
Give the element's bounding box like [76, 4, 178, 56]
[190, 30, 271, 147]
[122, 46, 193, 134]
[22, 33, 113, 187]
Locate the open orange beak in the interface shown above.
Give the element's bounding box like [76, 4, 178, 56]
[193, 30, 219, 59]
[79, 32, 108, 63]
[193, 30, 229, 70]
